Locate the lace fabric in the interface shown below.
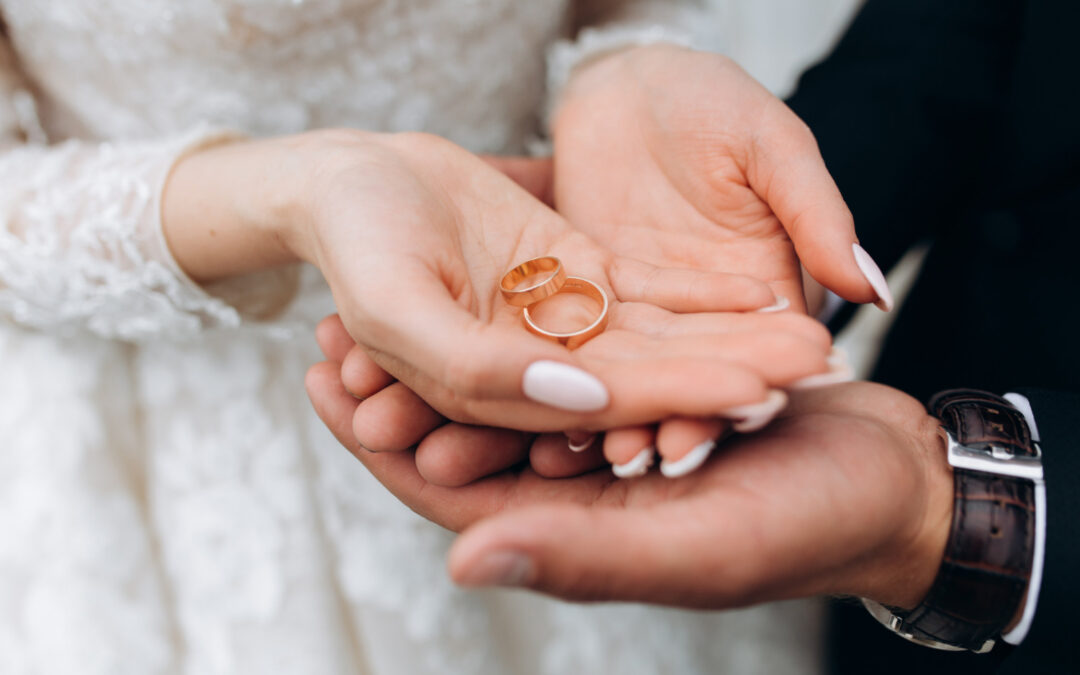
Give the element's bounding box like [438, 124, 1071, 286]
[0, 1, 823, 673]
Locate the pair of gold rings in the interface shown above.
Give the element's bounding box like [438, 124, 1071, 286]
[500, 256, 609, 349]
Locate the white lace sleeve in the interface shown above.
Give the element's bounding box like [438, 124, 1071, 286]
[0, 37, 299, 342]
[545, 0, 715, 117]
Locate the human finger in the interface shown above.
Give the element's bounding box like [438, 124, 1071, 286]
[455, 354, 770, 431]
[353, 264, 613, 419]
[749, 102, 892, 310]
[316, 313, 358, 363]
[602, 426, 657, 478]
[305, 360, 521, 532]
[341, 344, 396, 399]
[352, 382, 446, 452]
[528, 432, 607, 478]
[415, 424, 531, 487]
[447, 501, 741, 606]
[655, 417, 728, 478]
[608, 258, 776, 313]
[612, 303, 832, 349]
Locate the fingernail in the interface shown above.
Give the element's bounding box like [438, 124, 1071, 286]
[612, 447, 655, 478]
[826, 346, 849, 368]
[567, 433, 597, 453]
[523, 361, 610, 412]
[725, 390, 788, 433]
[458, 551, 535, 588]
[660, 439, 715, 478]
[790, 360, 855, 390]
[755, 296, 790, 314]
[852, 244, 894, 312]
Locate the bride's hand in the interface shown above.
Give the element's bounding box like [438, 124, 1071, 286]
[552, 44, 892, 313]
[165, 130, 834, 431]
[525, 45, 892, 471]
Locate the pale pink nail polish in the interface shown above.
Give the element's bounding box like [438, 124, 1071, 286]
[826, 346, 850, 368]
[612, 447, 655, 478]
[755, 296, 790, 314]
[567, 433, 597, 453]
[523, 361, 609, 412]
[852, 244, 894, 312]
[725, 390, 788, 433]
[790, 361, 856, 390]
[660, 440, 715, 478]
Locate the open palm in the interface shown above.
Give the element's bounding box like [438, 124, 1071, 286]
[551, 45, 882, 311]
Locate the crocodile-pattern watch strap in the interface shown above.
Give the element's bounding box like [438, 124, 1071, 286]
[895, 390, 1038, 650]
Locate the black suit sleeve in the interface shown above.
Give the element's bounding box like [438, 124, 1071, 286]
[996, 389, 1080, 674]
[785, 0, 1024, 275]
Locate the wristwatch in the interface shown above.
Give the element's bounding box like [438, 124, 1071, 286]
[861, 389, 1044, 653]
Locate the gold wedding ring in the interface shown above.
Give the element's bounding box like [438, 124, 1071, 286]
[523, 276, 609, 349]
[500, 256, 567, 307]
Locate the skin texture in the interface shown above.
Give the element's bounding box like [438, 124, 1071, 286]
[305, 358, 956, 612]
[161, 129, 837, 432]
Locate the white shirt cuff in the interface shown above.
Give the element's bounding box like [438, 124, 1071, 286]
[999, 392, 1046, 646]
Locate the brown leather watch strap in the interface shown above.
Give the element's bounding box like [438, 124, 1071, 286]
[893, 389, 1038, 650]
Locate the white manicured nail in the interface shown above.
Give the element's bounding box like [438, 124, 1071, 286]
[790, 361, 856, 390]
[523, 361, 610, 412]
[826, 346, 849, 368]
[755, 296, 790, 313]
[567, 434, 597, 453]
[660, 440, 716, 478]
[725, 390, 789, 433]
[853, 244, 894, 312]
[612, 447, 655, 478]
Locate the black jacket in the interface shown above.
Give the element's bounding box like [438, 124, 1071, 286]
[786, 0, 1079, 672]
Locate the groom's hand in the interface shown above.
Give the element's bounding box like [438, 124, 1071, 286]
[307, 358, 954, 611]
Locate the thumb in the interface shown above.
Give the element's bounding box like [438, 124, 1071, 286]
[749, 107, 894, 312]
[480, 155, 555, 207]
[347, 265, 612, 425]
[448, 503, 724, 606]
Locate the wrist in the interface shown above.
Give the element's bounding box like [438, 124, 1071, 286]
[553, 44, 675, 137]
[857, 412, 954, 609]
[858, 390, 1043, 652]
[162, 134, 311, 282]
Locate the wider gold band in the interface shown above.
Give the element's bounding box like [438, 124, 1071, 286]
[500, 256, 567, 307]
[523, 276, 609, 350]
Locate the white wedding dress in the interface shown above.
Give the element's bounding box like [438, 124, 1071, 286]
[0, 1, 824, 673]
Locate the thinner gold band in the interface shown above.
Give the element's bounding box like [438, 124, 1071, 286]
[523, 276, 609, 349]
[500, 256, 567, 307]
